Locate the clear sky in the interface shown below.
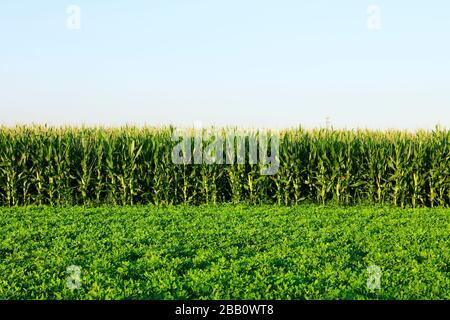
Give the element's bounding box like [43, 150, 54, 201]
[1, 1, 450, 129]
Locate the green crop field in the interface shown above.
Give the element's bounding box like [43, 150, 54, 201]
[1, 126, 450, 208]
[1, 126, 449, 301]
[0, 205, 449, 300]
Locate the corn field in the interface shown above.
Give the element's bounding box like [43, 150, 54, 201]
[1, 125, 450, 207]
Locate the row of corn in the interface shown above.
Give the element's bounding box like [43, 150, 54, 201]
[1, 125, 449, 207]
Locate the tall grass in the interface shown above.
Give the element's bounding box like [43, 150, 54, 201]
[1, 125, 449, 207]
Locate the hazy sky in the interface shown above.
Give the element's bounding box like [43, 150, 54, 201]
[1, 1, 450, 129]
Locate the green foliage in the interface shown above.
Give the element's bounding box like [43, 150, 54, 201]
[1, 125, 450, 207]
[0, 205, 448, 300]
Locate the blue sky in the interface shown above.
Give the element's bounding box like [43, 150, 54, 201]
[1, 1, 450, 129]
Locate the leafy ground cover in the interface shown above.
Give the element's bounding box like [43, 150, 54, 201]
[0, 205, 448, 299]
